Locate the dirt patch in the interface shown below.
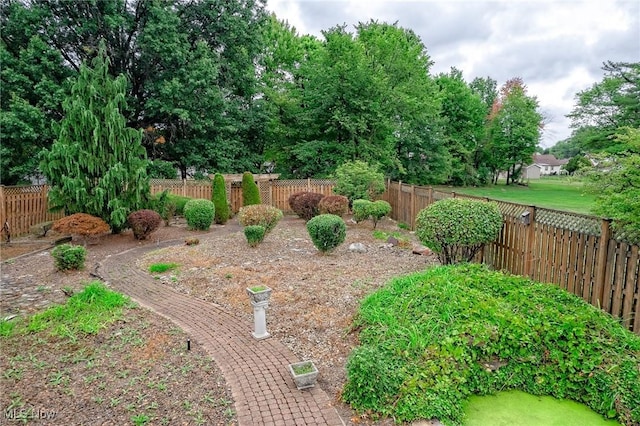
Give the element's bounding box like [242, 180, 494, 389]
[1, 215, 439, 425]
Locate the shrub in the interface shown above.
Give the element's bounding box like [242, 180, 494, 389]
[344, 264, 640, 425]
[369, 200, 391, 229]
[185, 237, 199, 246]
[289, 192, 325, 221]
[351, 199, 372, 223]
[51, 243, 87, 270]
[333, 160, 385, 203]
[212, 173, 230, 225]
[52, 213, 110, 238]
[237, 204, 283, 235]
[244, 225, 266, 247]
[167, 194, 191, 216]
[127, 209, 162, 240]
[306, 214, 347, 253]
[183, 199, 215, 231]
[318, 195, 349, 217]
[241, 172, 261, 206]
[415, 198, 502, 265]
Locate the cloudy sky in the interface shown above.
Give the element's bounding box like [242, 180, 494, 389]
[266, 0, 639, 148]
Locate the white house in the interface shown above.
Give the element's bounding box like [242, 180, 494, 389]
[532, 154, 569, 176]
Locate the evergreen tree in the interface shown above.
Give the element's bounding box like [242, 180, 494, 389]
[40, 42, 150, 233]
[212, 173, 230, 224]
[241, 172, 261, 206]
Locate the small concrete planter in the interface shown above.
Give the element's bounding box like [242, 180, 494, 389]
[246, 286, 272, 303]
[288, 361, 318, 390]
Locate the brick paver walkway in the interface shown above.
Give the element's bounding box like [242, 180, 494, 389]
[94, 240, 345, 426]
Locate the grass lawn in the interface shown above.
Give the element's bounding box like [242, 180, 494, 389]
[436, 177, 595, 215]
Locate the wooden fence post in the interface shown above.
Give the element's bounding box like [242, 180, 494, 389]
[0, 185, 6, 229]
[593, 219, 612, 307]
[523, 205, 536, 277]
[428, 186, 433, 205]
[397, 181, 402, 218]
[410, 185, 416, 229]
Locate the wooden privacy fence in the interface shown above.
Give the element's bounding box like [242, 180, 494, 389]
[0, 185, 64, 239]
[150, 177, 335, 214]
[383, 181, 640, 335]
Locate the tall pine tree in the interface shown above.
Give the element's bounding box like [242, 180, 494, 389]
[40, 42, 150, 233]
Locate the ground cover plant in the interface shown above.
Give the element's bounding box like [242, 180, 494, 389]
[344, 264, 640, 425]
[0, 282, 236, 425]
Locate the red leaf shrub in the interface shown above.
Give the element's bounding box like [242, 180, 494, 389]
[318, 195, 349, 217]
[288, 192, 325, 221]
[127, 209, 162, 240]
[52, 213, 110, 237]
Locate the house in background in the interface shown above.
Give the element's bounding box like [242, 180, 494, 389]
[532, 154, 569, 176]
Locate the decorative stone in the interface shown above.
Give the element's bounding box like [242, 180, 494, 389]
[387, 236, 399, 246]
[348, 243, 367, 253]
[412, 245, 433, 256]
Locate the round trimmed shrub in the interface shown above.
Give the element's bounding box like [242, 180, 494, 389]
[351, 199, 372, 223]
[127, 209, 162, 240]
[51, 243, 87, 271]
[289, 191, 325, 221]
[244, 225, 266, 247]
[369, 200, 392, 229]
[318, 195, 349, 217]
[415, 198, 503, 265]
[241, 172, 261, 206]
[306, 214, 347, 253]
[237, 204, 283, 235]
[212, 173, 230, 224]
[184, 199, 215, 230]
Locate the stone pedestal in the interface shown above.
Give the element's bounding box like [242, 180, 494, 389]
[251, 300, 270, 340]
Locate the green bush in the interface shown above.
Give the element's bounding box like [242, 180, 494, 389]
[333, 160, 385, 203]
[351, 199, 372, 223]
[244, 225, 266, 247]
[212, 173, 230, 224]
[166, 194, 190, 216]
[318, 195, 349, 217]
[369, 200, 391, 229]
[183, 199, 215, 230]
[241, 172, 261, 206]
[237, 204, 283, 235]
[51, 243, 87, 271]
[415, 198, 502, 264]
[306, 214, 347, 253]
[343, 264, 640, 425]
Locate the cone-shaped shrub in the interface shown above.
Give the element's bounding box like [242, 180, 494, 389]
[184, 199, 215, 231]
[241, 172, 261, 206]
[307, 214, 346, 253]
[212, 173, 230, 224]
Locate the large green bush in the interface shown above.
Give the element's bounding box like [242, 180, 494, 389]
[241, 172, 261, 206]
[415, 198, 502, 264]
[51, 243, 87, 271]
[237, 204, 283, 235]
[344, 264, 640, 425]
[212, 173, 230, 225]
[351, 199, 372, 223]
[306, 214, 347, 253]
[183, 199, 215, 230]
[332, 160, 385, 203]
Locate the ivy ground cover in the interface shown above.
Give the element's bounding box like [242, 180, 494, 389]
[343, 264, 640, 425]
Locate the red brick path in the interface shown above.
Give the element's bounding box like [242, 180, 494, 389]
[95, 240, 345, 426]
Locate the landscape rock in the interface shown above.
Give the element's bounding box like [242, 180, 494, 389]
[348, 242, 367, 253]
[412, 245, 433, 256]
[387, 236, 399, 246]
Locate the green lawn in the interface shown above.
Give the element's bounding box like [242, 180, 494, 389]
[436, 178, 595, 215]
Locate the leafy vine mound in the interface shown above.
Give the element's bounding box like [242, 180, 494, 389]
[344, 264, 640, 425]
